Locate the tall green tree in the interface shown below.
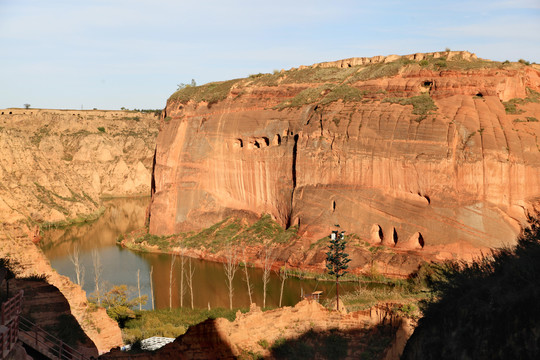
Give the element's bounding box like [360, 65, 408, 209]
[326, 230, 351, 311]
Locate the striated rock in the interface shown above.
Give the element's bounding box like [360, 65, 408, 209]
[149, 52, 540, 263]
[0, 108, 159, 225]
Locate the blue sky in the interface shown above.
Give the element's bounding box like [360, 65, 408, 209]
[1, 0, 539, 110]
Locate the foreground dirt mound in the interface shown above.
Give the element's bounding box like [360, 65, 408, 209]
[102, 300, 413, 359]
[149, 51, 540, 264]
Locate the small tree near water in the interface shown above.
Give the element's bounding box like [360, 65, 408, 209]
[326, 230, 351, 311]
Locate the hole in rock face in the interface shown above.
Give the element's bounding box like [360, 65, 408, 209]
[235, 138, 243, 148]
[418, 233, 425, 248]
[392, 228, 398, 246]
[178, 104, 184, 110]
[476, 92, 483, 97]
[332, 200, 336, 212]
[253, 141, 260, 148]
[262, 137, 269, 146]
[371, 224, 384, 243]
[424, 195, 430, 204]
[423, 81, 433, 87]
[273, 134, 281, 145]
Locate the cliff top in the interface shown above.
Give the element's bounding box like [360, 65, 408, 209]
[168, 50, 538, 105]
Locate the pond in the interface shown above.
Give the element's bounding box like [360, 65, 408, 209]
[41, 198, 356, 310]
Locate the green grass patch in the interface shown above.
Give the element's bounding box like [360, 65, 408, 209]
[122, 307, 247, 344]
[134, 233, 174, 251]
[234, 214, 298, 245]
[503, 88, 540, 114]
[39, 206, 105, 231]
[319, 84, 366, 105]
[349, 57, 415, 82]
[382, 93, 438, 121]
[274, 85, 332, 109]
[126, 215, 299, 254]
[169, 79, 243, 105]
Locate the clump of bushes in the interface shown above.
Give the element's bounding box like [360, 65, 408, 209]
[402, 216, 540, 359]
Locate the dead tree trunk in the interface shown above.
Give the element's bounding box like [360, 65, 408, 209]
[224, 246, 239, 310]
[242, 249, 253, 305]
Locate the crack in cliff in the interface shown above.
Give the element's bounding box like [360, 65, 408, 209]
[286, 133, 299, 229]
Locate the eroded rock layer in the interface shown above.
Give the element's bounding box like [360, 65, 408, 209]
[150, 51, 540, 257]
[0, 108, 159, 225]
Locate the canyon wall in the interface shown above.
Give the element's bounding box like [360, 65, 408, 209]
[0, 109, 160, 353]
[150, 52, 540, 258]
[0, 108, 159, 226]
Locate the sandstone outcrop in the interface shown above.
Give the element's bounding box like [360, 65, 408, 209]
[149, 51, 540, 265]
[0, 109, 159, 354]
[0, 109, 159, 226]
[102, 300, 409, 359]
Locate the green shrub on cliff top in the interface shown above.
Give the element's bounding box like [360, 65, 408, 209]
[169, 78, 242, 104]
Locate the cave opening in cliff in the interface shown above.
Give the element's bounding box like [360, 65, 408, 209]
[273, 134, 281, 145]
[392, 228, 398, 246]
[418, 233, 425, 248]
[262, 137, 269, 146]
[419, 192, 431, 204]
[332, 200, 336, 212]
[235, 138, 243, 148]
[253, 140, 260, 148]
[423, 81, 433, 87]
[476, 92, 484, 97]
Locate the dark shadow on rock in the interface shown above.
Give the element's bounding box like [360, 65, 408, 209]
[10, 278, 99, 358]
[270, 324, 396, 360]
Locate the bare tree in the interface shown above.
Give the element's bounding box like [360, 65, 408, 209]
[223, 245, 239, 310]
[137, 269, 142, 311]
[149, 266, 154, 310]
[278, 264, 288, 308]
[179, 248, 187, 307]
[242, 248, 253, 305]
[186, 257, 195, 309]
[262, 246, 275, 308]
[68, 243, 84, 288]
[92, 250, 102, 305]
[169, 253, 176, 309]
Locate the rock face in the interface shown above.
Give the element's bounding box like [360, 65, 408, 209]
[150, 51, 540, 259]
[0, 109, 159, 354]
[0, 225, 123, 354]
[0, 108, 159, 225]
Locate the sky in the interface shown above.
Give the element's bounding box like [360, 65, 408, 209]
[1, 0, 539, 110]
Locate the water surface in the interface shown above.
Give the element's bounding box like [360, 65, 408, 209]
[41, 198, 354, 310]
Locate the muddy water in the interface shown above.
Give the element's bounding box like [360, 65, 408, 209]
[41, 198, 355, 310]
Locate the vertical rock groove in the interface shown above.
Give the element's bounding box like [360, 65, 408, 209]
[287, 134, 299, 228]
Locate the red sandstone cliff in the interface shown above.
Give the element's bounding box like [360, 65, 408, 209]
[149, 51, 540, 261]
